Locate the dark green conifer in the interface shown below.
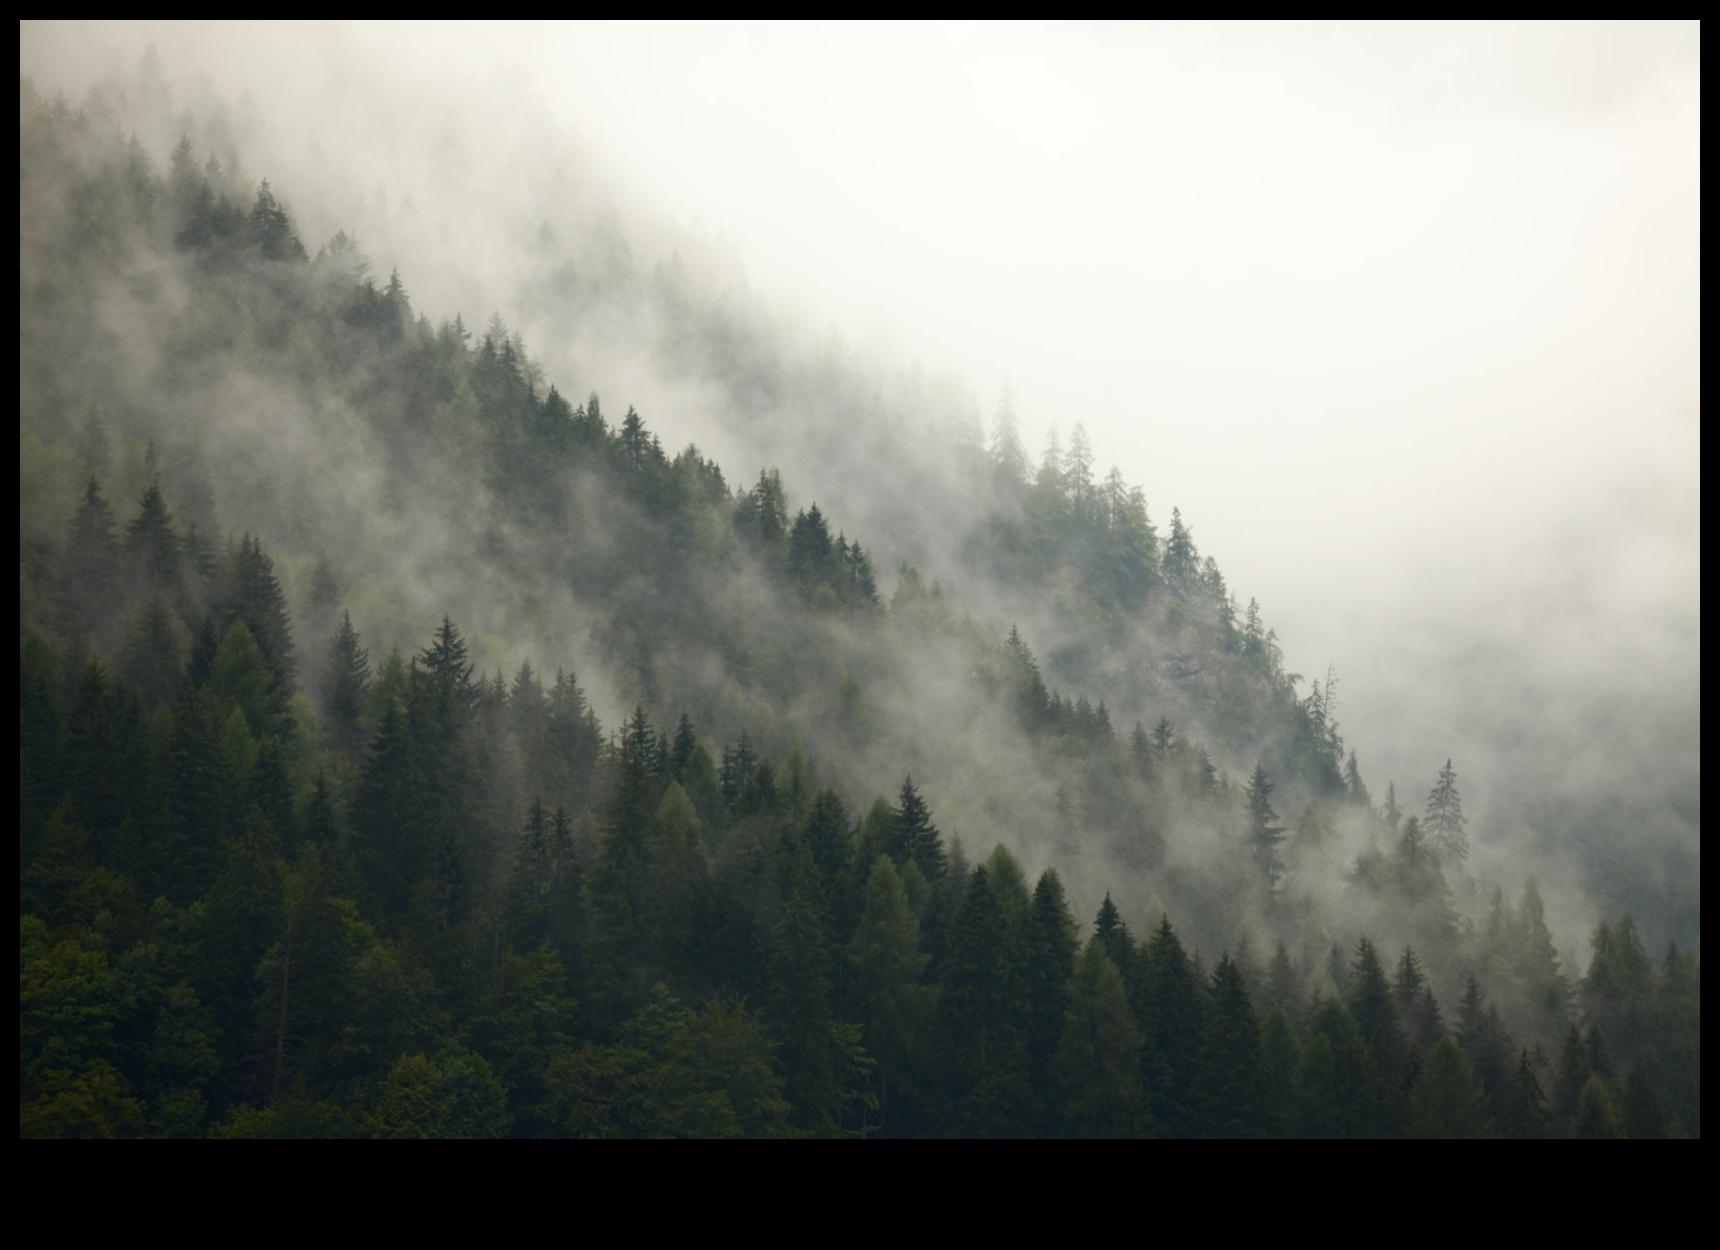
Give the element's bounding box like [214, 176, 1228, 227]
[1201, 952, 1269, 1137]
[1501, 1048, 1550, 1138]
[126, 482, 181, 594]
[1023, 870, 1078, 1134]
[1572, 1074, 1622, 1139]
[324, 611, 371, 761]
[1551, 1024, 1592, 1131]
[1622, 1055, 1666, 1139]
[1143, 915, 1204, 1136]
[848, 856, 932, 1137]
[1407, 1036, 1489, 1139]
[1054, 938, 1142, 1137]
[893, 777, 946, 883]
[940, 866, 1032, 1136]
[1246, 761, 1285, 888]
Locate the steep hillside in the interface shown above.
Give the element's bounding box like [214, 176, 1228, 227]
[18, 73, 1697, 1138]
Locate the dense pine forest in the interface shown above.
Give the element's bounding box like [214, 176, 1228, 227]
[18, 70, 1698, 1138]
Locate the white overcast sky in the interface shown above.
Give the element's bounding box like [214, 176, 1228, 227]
[470, 20, 1702, 810]
[22, 21, 1701, 818]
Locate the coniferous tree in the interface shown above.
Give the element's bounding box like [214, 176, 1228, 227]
[1162, 507, 1198, 591]
[1455, 976, 1515, 1122]
[766, 842, 842, 1134]
[668, 711, 698, 778]
[1093, 894, 1136, 975]
[506, 800, 555, 952]
[1347, 937, 1407, 1135]
[1264, 941, 1304, 1028]
[801, 789, 852, 927]
[892, 777, 946, 884]
[1201, 953, 1269, 1137]
[126, 483, 181, 596]
[420, 616, 474, 723]
[351, 699, 419, 921]
[848, 857, 932, 1137]
[1621, 1055, 1666, 1139]
[939, 866, 1031, 1136]
[1572, 1074, 1622, 1139]
[1065, 424, 1095, 517]
[64, 476, 119, 632]
[1583, 1023, 1616, 1090]
[1054, 938, 1142, 1137]
[1022, 869, 1078, 1134]
[1508, 877, 1572, 1046]
[248, 179, 306, 261]
[1246, 762, 1286, 889]
[1344, 751, 1370, 805]
[1393, 947, 1444, 1051]
[1583, 913, 1654, 1056]
[1381, 782, 1403, 833]
[199, 805, 286, 1093]
[1296, 999, 1368, 1138]
[589, 706, 661, 1007]
[325, 611, 371, 761]
[1407, 1036, 1489, 1139]
[223, 534, 296, 703]
[1424, 759, 1468, 862]
[120, 595, 187, 708]
[1551, 1024, 1592, 1132]
[1261, 1005, 1298, 1132]
[1501, 1048, 1550, 1139]
[258, 841, 364, 1103]
[990, 387, 1028, 483]
[1143, 915, 1204, 1136]
[64, 662, 144, 868]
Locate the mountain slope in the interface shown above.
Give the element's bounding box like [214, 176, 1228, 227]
[17, 70, 1697, 1138]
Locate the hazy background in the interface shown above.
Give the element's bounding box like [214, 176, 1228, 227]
[20, 21, 1700, 945]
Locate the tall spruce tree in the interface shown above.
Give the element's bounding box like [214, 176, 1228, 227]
[1407, 1036, 1489, 1139]
[1200, 953, 1269, 1137]
[892, 777, 946, 883]
[1023, 870, 1078, 1134]
[1246, 762, 1286, 889]
[324, 610, 371, 761]
[1054, 938, 1142, 1137]
[1424, 759, 1468, 862]
[848, 857, 932, 1138]
[1143, 915, 1204, 1136]
[940, 866, 1032, 1136]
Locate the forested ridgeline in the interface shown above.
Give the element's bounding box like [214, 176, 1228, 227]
[18, 80, 1697, 1137]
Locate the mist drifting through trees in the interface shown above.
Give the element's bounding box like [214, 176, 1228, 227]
[18, 23, 1698, 1138]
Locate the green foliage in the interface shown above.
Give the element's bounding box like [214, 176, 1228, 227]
[1501, 1048, 1550, 1139]
[939, 865, 1032, 1136]
[1142, 915, 1204, 1136]
[1200, 953, 1269, 1137]
[1295, 1000, 1368, 1138]
[13, 78, 1697, 1139]
[848, 857, 933, 1137]
[1055, 939, 1142, 1136]
[1408, 1037, 1489, 1139]
[1246, 761, 1285, 889]
[892, 777, 947, 883]
[370, 1046, 509, 1138]
[20, 919, 145, 1138]
[540, 989, 792, 1138]
[1261, 1005, 1298, 1131]
[1572, 1074, 1622, 1140]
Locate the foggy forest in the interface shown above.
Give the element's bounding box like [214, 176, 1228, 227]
[19, 22, 1698, 1138]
